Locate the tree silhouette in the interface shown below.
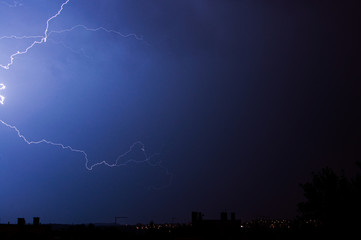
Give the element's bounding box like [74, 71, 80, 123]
[298, 162, 361, 232]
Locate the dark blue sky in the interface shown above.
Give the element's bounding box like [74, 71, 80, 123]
[0, 0, 360, 224]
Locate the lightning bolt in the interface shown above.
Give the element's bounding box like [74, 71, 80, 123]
[0, 0, 172, 188]
[0, 0, 70, 70]
[0, 35, 42, 40]
[0, 118, 172, 190]
[0, 119, 173, 193]
[0, 1, 145, 70]
[0, 83, 5, 104]
[48, 24, 144, 41]
[0, 119, 156, 171]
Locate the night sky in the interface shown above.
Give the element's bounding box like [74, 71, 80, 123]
[0, 0, 360, 225]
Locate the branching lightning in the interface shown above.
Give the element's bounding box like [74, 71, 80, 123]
[0, 0, 172, 187]
[0, 119, 155, 171]
[48, 24, 144, 41]
[0, 0, 144, 70]
[0, 118, 172, 189]
[0, 35, 42, 40]
[0, 0, 70, 70]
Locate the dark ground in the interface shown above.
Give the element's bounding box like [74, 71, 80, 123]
[1, 221, 359, 240]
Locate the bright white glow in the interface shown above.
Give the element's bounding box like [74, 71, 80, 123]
[0, 0, 172, 187]
[0, 0, 144, 103]
[0, 83, 5, 104]
[0, 0, 71, 106]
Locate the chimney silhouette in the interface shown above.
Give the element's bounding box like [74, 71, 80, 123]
[192, 211, 203, 223]
[220, 212, 228, 221]
[33, 217, 40, 225]
[231, 212, 235, 221]
[17, 218, 25, 226]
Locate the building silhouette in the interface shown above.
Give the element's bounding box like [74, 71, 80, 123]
[33, 217, 40, 225]
[191, 211, 241, 235]
[17, 218, 25, 226]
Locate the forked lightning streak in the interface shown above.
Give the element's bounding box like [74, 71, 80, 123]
[0, 0, 171, 186]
